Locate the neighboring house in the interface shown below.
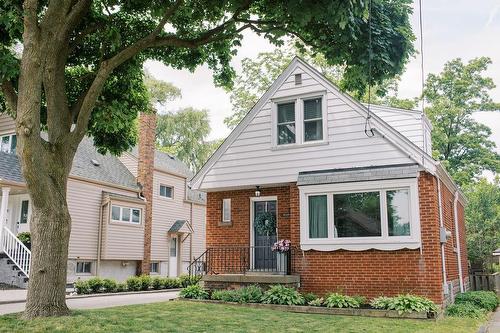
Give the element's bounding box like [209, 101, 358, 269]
[190, 57, 468, 306]
[0, 113, 206, 287]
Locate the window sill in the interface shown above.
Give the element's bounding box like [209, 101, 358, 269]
[300, 241, 421, 252]
[271, 140, 329, 151]
[109, 220, 143, 228]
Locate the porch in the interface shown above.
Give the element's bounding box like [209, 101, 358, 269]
[188, 246, 300, 289]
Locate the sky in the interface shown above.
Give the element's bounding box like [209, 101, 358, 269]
[145, 0, 500, 152]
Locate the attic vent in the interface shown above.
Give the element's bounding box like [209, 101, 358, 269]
[91, 159, 100, 166]
[294, 73, 302, 85]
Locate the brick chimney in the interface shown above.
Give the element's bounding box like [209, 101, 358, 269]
[137, 111, 156, 275]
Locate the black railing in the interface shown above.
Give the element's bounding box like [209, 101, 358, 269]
[188, 246, 296, 277]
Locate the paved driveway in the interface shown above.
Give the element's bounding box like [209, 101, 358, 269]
[0, 290, 179, 315]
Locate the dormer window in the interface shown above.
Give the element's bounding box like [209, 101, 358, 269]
[0, 134, 16, 154]
[272, 92, 327, 149]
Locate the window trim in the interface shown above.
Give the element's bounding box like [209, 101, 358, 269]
[0, 133, 16, 154]
[299, 178, 421, 251]
[75, 261, 92, 275]
[150, 262, 160, 274]
[159, 184, 174, 199]
[110, 204, 142, 225]
[271, 91, 328, 149]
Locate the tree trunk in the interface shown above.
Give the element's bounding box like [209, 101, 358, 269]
[23, 165, 72, 319]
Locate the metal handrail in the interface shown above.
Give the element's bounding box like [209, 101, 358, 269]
[1, 226, 31, 277]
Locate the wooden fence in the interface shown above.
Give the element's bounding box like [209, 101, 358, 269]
[469, 272, 499, 295]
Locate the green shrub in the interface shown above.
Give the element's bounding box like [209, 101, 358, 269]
[455, 291, 499, 311]
[126, 276, 142, 291]
[374, 294, 438, 314]
[308, 297, 324, 307]
[353, 295, 367, 305]
[139, 275, 151, 291]
[261, 285, 304, 306]
[211, 290, 241, 303]
[446, 303, 487, 318]
[180, 284, 208, 299]
[116, 283, 127, 292]
[324, 293, 361, 308]
[239, 285, 263, 303]
[74, 280, 90, 294]
[86, 277, 103, 293]
[162, 277, 181, 289]
[370, 296, 394, 309]
[102, 278, 117, 293]
[179, 274, 201, 287]
[302, 292, 318, 304]
[151, 277, 163, 290]
[17, 232, 31, 249]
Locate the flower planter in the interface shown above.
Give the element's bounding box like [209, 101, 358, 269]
[276, 252, 288, 273]
[181, 298, 438, 320]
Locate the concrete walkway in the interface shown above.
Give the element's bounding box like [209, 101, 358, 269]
[0, 290, 179, 315]
[485, 307, 500, 333]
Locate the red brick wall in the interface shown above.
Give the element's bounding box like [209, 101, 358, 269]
[205, 172, 448, 304]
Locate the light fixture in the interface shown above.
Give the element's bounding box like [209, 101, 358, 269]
[255, 186, 261, 197]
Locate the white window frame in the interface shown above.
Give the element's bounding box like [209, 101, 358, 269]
[271, 91, 328, 149]
[299, 178, 421, 251]
[222, 198, 231, 223]
[111, 205, 142, 225]
[150, 262, 160, 274]
[76, 261, 92, 275]
[0, 133, 16, 154]
[159, 184, 174, 199]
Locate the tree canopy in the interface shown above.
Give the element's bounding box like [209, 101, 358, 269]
[423, 57, 500, 185]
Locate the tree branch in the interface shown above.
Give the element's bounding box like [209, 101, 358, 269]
[1, 81, 18, 117]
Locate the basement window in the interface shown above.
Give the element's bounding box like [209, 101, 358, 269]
[76, 261, 92, 274]
[150, 262, 159, 274]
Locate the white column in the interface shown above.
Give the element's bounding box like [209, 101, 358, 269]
[0, 187, 11, 247]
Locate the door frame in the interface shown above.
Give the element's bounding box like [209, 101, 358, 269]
[168, 234, 181, 277]
[249, 196, 278, 270]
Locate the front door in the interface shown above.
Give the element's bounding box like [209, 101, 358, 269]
[16, 197, 30, 234]
[169, 235, 179, 277]
[253, 200, 277, 270]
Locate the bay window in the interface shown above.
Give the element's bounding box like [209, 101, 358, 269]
[111, 205, 141, 224]
[300, 179, 420, 251]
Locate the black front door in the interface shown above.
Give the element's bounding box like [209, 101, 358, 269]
[253, 200, 277, 270]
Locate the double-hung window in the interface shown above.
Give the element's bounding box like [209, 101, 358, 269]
[274, 93, 326, 147]
[0, 134, 16, 154]
[160, 185, 173, 199]
[300, 179, 419, 251]
[111, 205, 141, 224]
[303, 98, 323, 142]
[277, 102, 296, 145]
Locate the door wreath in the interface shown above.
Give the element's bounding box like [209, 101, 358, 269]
[254, 212, 276, 235]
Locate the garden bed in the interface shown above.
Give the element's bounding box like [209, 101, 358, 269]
[181, 298, 438, 320]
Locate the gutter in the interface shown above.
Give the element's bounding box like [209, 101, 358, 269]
[453, 191, 465, 292]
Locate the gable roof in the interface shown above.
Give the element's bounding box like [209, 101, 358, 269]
[128, 146, 193, 178]
[191, 57, 436, 189]
[0, 137, 139, 190]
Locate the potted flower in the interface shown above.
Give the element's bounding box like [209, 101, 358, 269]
[272, 239, 291, 274]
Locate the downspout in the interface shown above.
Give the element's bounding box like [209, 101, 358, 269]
[453, 191, 464, 292]
[190, 202, 193, 265]
[437, 178, 448, 293]
[97, 198, 109, 277]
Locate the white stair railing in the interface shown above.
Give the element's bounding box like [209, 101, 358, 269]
[1, 226, 31, 277]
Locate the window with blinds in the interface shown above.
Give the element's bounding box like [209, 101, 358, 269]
[277, 102, 296, 145]
[303, 98, 323, 142]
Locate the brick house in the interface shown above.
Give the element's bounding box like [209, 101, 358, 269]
[190, 57, 468, 305]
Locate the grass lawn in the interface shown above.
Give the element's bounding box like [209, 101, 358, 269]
[0, 300, 485, 333]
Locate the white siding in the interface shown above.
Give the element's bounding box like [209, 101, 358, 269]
[201, 65, 414, 190]
[0, 113, 15, 136]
